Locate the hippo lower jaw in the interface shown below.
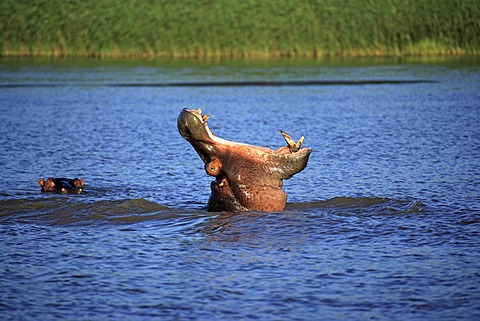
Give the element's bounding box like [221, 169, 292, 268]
[178, 108, 312, 212]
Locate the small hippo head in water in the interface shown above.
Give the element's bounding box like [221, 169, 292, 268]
[177, 108, 312, 212]
[38, 177, 85, 194]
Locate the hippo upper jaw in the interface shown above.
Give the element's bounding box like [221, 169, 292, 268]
[177, 108, 223, 164]
[178, 108, 214, 143]
[177, 108, 312, 212]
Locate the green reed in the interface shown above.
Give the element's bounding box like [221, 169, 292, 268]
[1, 0, 479, 58]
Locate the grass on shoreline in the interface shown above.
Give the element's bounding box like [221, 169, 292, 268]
[1, 0, 479, 58]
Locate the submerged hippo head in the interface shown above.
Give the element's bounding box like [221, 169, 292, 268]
[178, 108, 312, 212]
[38, 177, 85, 194]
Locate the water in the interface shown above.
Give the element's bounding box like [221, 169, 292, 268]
[1, 57, 479, 320]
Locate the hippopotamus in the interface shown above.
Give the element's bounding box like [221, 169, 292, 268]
[38, 177, 85, 194]
[178, 108, 312, 212]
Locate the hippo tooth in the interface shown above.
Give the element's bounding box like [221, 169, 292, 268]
[297, 136, 305, 150]
[280, 131, 305, 153]
[280, 130, 303, 153]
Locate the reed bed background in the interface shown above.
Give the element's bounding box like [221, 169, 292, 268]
[1, 0, 479, 58]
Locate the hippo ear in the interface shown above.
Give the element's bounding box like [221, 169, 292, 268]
[38, 178, 45, 187]
[278, 149, 312, 179]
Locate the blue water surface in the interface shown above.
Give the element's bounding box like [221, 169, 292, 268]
[0, 57, 479, 320]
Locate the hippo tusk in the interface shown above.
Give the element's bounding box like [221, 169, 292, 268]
[280, 130, 304, 153]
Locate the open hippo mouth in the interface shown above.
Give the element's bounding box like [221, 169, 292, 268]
[178, 108, 312, 212]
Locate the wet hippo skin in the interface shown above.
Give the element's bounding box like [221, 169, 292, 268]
[178, 108, 312, 212]
[38, 177, 85, 194]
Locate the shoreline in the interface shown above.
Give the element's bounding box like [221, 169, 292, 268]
[1, 47, 478, 59]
